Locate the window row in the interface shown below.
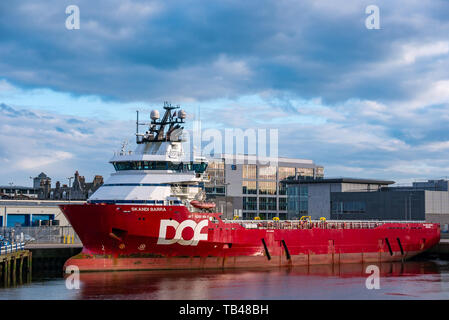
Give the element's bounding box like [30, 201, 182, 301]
[331, 201, 366, 214]
[112, 161, 208, 173]
[242, 197, 287, 211]
[241, 181, 288, 195]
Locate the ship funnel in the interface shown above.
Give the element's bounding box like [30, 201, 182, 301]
[150, 110, 160, 120]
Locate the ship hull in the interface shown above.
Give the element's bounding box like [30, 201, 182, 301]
[60, 203, 440, 272]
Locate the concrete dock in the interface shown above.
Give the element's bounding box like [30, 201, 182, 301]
[24, 243, 82, 273]
[426, 238, 449, 258]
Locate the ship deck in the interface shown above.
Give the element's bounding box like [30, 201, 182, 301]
[221, 220, 428, 230]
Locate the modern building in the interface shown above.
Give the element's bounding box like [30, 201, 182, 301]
[331, 188, 449, 225]
[285, 177, 449, 226]
[205, 154, 324, 220]
[285, 177, 394, 220]
[0, 199, 83, 227]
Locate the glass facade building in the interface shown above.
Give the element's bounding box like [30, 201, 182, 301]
[204, 154, 324, 220]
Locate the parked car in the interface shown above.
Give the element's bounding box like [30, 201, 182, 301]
[23, 234, 35, 242]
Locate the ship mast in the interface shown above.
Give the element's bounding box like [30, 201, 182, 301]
[136, 102, 186, 144]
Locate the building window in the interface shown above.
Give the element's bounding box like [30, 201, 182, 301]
[315, 167, 324, 177]
[332, 201, 366, 214]
[243, 197, 257, 211]
[279, 197, 287, 211]
[242, 181, 257, 194]
[258, 165, 276, 180]
[205, 160, 225, 188]
[259, 181, 276, 195]
[278, 167, 296, 180]
[7, 214, 30, 227]
[242, 165, 257, 179]
[297, 167, 314, 177]
[259, 197, 276, 211]
[208, 161, 224, 170]
[287, 185, 308, 217]
[243, 211, 256, 220]
[31, 214, 55, 226]
[278, 182, 286, 195]
[215, 187, 225, 194]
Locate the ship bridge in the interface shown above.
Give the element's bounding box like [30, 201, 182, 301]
[87, 103, 209, 211]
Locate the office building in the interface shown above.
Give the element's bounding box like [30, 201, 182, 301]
[205, 154, 324, 219]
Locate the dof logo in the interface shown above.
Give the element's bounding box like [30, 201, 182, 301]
[157, 219, 208, 246]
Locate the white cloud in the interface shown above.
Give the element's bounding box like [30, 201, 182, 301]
[0, 104, 133, 185]
[213, 55, 252, 77]
[401, 41, 449, 64]
[16, 151, 73, 170]
[422, 140, 449, 152]
[407, 79, 449, 109]
[0, 80, 15, 92]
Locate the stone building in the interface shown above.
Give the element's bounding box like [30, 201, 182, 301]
[36, 171, 103, 200]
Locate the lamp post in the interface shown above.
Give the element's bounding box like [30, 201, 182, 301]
[404, 192, 417, 221]
[8, 182, 14, 198]
[224, 182, 230, 219]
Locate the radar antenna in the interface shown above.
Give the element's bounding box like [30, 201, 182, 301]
[136, 102, 186, 144]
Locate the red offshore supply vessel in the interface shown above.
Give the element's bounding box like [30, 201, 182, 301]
[60, 103, 440, 272]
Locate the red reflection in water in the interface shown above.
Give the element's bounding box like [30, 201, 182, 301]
[71, 261, 443, 300]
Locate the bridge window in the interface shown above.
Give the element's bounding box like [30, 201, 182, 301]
[112, 161, 208, 173]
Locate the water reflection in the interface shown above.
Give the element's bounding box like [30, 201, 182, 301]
[1, 260, 448, 299]
[70, 261, 448, 300]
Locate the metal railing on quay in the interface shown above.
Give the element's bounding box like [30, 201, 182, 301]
[0, 226, 82, 244]
[0, 242, 25, 255]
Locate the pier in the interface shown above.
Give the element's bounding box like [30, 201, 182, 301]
[426, 238, 449, 259]
[0, 244, 32, 286]
[25, 243, 82, 273]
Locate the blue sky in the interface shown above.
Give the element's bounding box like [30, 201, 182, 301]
[1, 0, 449, 186]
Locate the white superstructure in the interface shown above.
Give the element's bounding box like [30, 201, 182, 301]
[88, 103, 209, 212]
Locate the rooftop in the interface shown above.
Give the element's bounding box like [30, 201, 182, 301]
[283, 177, 395, 185]
[0, 185, 38, 190]
[209, 154, 321, 166]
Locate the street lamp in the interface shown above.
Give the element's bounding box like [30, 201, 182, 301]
[404, 192, 418, 221]
[224, 182, 230, 219]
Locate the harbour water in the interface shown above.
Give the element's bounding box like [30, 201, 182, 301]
[0, 259, 449, 300]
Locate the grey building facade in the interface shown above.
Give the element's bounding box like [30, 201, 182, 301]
[285, 178, 394, 220]
[286, 177, 449, 225]
[330, 190, 425, 221]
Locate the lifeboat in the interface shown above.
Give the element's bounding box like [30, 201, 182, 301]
[190, 200, 216, 209]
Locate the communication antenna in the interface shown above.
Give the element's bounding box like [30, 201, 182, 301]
[120, 139, 129, 154]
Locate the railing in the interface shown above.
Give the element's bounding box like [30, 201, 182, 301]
[0, 242, 25, 255]
[0, 226, 82, 244]
[221, 219, 427, 230]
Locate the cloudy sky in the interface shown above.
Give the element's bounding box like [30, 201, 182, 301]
[1, 0, 449, 186]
